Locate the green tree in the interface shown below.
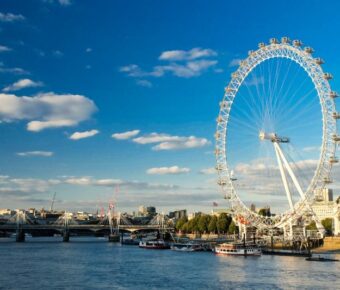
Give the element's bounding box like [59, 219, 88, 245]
[227, 220, 239, 234]
[217, 213, 232, 233]
[305, 221, 317, 231]
[208, 216, 217, 233]
[321, 218, 333, 235]
[198, 215, 211, 234]
[175, 217, 188, 231]
[258, 208, 271, 217]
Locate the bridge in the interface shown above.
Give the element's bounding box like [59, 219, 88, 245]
[0, 211, 174, 242]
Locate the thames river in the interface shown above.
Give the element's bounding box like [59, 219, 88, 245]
[0, 237, 339, 289]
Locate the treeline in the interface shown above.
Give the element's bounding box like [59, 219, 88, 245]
[175, 213, 238, 234]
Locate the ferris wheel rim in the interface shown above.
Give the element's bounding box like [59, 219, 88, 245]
[215, 38, 338, 229]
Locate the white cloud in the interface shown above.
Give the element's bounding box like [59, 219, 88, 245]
[0, 12, 25, 22]
[147, 166, 190, 175]
[16, 151, 54, 157]
[120, 47, 218, 80]
[112, 130, 140, 140]
[133, 132, 210, 151]
[120, 60, 217, 79]
[199, 167, 216, 175]
[3, 79, 43, 92]
[52, 50, 63, 57]
[136, 79, 152, 87]
[69, 129, 99, 140]
[0, 63, 28, 74]
[86, 48, 92, 53]
[0, 45, 11, 52]
[159, 48, 217, 61]
[0, 92, 97, 132]
[229, 58, 242, 67]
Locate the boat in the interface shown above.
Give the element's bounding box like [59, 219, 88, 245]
[171, 242, 204, 252]
[214, 242, 261, 256]
[306, 256, 339, 262]
[139, 239, 170, 249]
[263, 249, 311, 257]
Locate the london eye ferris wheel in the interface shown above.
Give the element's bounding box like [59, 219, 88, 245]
[215, 37, 339, 232]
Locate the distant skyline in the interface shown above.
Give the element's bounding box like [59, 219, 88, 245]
[0, 0, 339, 213]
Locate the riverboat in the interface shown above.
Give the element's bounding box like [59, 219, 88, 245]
[170, 242, 204, 252]
[139, 239, 170, 249]
[214, 242, 261, 256]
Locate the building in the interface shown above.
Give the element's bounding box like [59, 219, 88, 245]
[312, 188, 340, 235]
[138, 205, 157, 217]
[168, 209, 187, 220]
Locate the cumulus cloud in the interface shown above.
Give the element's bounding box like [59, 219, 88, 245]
[146, 166, 191, 175]
[69, 129, 99, 140]
[229, 58, 242, 67]
[3, 79, 43, 92]
[199, 167, 216, 175]
[16, 151, 54, 157]
[0, 45, 11, 52]
[0, 92, 97, 132]
[112, 130, 140, 140]
[159, 48, 217, 61]
[133, 132, 210, 151]
[0, 12, 25, 22]
[120, 47, 218, 81]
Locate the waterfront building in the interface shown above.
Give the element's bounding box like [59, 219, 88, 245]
[312, 188, 340, 235]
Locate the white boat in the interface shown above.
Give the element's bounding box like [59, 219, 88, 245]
[139, 239, 170, 249]
[171, 242, 204, 252]
[214, 242, 261, 256]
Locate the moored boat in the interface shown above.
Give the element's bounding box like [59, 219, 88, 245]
[214, 242, 261, 256]
[139, 239, 170, 249]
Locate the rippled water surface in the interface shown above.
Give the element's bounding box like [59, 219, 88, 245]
[0, 237, 339, 289]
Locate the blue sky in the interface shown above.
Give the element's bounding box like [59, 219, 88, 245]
[0, 0, 339, 213]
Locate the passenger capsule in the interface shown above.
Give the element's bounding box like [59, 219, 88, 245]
[332, 134, 340, 142]
[324, 73, 333, 80]
[248, 50, 254, 56]
[315, 58, 324, 65]
[216, 116, 223, 123]
[217, 179, 227, 186]
[323, 177, 332, 184]
[215, 132, 221, 139]
[332, 112, 340, 119]
[231, 72, 239, 79]
[293, 40, 302, 47]
[329, 156, 339, 164]
[304, 47, 314, 54]
[258, 42, 265, 48]
[281, 37, 290, 44]
[270, 38, 278, 44]
[330, 91, 339, 99]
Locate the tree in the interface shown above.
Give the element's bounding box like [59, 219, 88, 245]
[175, 217, 188, 231]
[258, 208, 271, 217]
[198, 215, 211, 234]
[321, 218, 333, 236]
[208, 216, 217, 233]
[305, 221, 317, 231]
[217, 213, 232, 233]
[228, 220, 239, 234]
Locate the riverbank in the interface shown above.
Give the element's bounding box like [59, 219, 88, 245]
[313, 237, 340, 253]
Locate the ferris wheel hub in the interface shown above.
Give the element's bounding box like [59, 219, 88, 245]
[259, 131, 290, 143]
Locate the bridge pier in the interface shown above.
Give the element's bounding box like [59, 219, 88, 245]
[63, 230, 70, 242]
[16, 228, 25, 242]
[108, 233, 120, 242]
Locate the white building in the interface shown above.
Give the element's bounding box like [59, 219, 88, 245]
[312, 188, 340, 235]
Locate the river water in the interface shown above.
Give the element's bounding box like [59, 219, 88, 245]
[0, 237, 339, 289]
